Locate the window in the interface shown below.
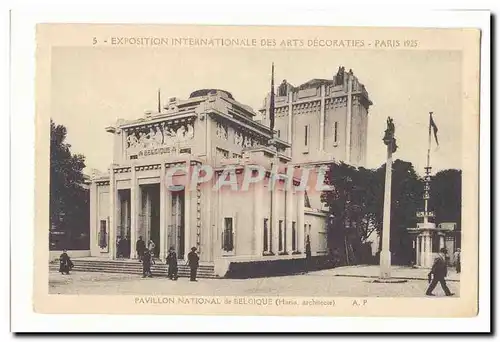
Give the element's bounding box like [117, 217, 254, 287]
[263, 218, 269, 252]
[304, 125, 309, 146]
[98, 220, 108, 249]
[334, 121, 338, 144]
[180, 148, 191, 154]
[278, 220, 284, 252]
[318, 231, 327, 253]
[222, 217, 234, 252]
[292, 221, 297, 251]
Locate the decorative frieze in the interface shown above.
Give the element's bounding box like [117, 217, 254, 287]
[125, 121, 195, 156]
[135, 164, 161, 172]
[114, 167, 131, 174]
[96, 181, 110, 186]
[216, 122, 229, 140]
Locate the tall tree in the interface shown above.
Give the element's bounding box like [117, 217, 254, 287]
[429, 169, 462, 230]
[50, 120, 89, 250]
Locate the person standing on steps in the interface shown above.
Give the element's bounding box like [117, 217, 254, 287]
[142, 249, 153, 278]
[166, 246, 178, 280]
[187, 247, 199, 282]
[136, 236, 146, 262]
[59, 249, 74, 275]
[426, 248, 455, 296]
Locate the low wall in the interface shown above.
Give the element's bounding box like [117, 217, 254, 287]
[222, 255, 334, 279]
[49, 250, 91, 262]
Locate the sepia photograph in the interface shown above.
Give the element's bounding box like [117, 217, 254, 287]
[29, 23, 481, 318]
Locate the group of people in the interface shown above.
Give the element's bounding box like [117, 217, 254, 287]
[135, 236, 200, 281]
[116, 236, 131, 258]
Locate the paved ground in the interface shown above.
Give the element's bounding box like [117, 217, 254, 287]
[49, 266, 460, 297]
[323, 265, 461, 282]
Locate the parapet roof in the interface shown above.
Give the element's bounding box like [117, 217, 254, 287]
[189, 89, 234, 100]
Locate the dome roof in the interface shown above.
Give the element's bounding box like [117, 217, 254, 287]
[189, 89, 234, 100]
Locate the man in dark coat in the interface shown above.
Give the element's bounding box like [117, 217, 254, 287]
[142, 249, 153, 278]
[187, 247, 199, 282]
[454, 248, 461, 273]
[59, 249, 74, 275]
[426, 248, 455, 296]
[166, 246, 178, 280]
[136, 236, 146, 262]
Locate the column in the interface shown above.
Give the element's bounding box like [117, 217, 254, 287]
[415, 235, 420, 266]
[379, 142, 393, 279]
[129, 167, 137, 259]
[425, 233, 432, 267]
[159, 163, 166, 260]
[204, 180, 212, 261]
[184, 180, 191, 260]
[108, 166, 116, 260]
[89, 182, 98, 256]
[271, 185, 279, 254]
[285, 187, 293, 253]
[287, 91, 293, 157]
[297, 187, 305, 253]
[164, 180, 171, 254]
[345, 75, 353, 163]
[439, 235, 445, 249]
[254, 180, 264, 257]
[144, 190, 151, 243]
[216, 175, 222, 258]
[319, 84, 326, 151]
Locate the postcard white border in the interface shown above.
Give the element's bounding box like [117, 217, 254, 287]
[8, 2, 491, 334]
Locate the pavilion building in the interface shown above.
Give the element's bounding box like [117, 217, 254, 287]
[88, 67, 372, 277]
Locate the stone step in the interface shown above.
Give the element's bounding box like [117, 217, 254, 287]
[50, 260, 216, 278]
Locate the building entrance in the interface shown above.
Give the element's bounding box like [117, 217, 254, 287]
[169, 190, 185, 259]
[117, 189, 131, 258]
[139, 184, 161, 258]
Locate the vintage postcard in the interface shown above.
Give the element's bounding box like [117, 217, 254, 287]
[33, 23, 480, 318]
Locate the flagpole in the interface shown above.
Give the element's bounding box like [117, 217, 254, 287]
[427, 112, 432, 169]
[424, 111, 433, 223]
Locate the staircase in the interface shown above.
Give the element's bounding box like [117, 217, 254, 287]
[50, 258, 217, 278]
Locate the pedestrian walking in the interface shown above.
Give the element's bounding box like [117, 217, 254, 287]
[454, 248, 461, 273]
[136, 236, 146, 262]
[142, 249, 153, 278]
[187, 247, 199, 282]
[166, 246, 178, 280]
[59, 249, 74, 275]
[426, 248, 455, 296]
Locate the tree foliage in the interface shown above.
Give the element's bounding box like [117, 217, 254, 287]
[321, 159, 459, 266]
[50, 120, 89, 250]
[429, 169, 462, 229]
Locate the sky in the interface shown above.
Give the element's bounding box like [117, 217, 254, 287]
[50, 46, 462, 176]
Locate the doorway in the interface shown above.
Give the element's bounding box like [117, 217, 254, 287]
[168, 190, 185, 259]
[140, 184, 161, 258]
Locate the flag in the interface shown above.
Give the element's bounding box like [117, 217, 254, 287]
[430, 113, 439, 146]
[269, 63, 275, 134]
